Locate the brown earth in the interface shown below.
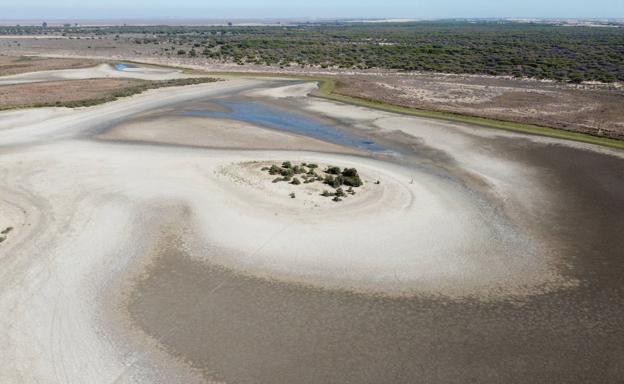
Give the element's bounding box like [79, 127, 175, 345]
[331, 74, 624, 140]
[0, 78, 151, 109]
[0, 55, 100, 76]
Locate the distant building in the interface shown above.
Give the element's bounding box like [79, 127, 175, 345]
[63, 23, 71, 28]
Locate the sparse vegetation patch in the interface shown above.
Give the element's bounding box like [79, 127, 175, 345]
[0, 226, 13, 244]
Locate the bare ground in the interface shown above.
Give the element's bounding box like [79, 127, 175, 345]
[0, 78, 153, 109]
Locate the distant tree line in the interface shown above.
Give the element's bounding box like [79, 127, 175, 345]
[2, 21, 623, 82]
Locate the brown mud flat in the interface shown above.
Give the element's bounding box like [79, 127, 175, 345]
[0, 55, 100, 76]
[124, 135, 624, 384]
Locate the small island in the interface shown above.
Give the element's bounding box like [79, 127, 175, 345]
[261, 161, 363, 202]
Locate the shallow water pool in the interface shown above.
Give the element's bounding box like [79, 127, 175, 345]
[185, 100, 386, 152]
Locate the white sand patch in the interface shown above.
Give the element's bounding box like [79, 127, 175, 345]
[0, 63, 192, 85]
[245, 82, 318, 98]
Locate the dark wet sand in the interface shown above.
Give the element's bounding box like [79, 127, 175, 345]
[124, 131, 624, 383]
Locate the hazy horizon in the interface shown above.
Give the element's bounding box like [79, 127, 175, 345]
[2, 0, 623, 20]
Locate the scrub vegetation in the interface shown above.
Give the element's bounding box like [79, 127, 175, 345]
[261, 161, 363, 201]
[3, 21, 623, 82]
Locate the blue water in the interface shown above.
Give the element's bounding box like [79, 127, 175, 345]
[113, 63, 137, 71]
[185, 100, 385, 152]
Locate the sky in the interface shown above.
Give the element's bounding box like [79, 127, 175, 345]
[2, 0, 623, 20]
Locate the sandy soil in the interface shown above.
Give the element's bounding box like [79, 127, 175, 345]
[100, 115, 358, 153]
[0, 76, 623, 383]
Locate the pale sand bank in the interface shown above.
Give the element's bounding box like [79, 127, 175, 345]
[100, 115, 358, 153]
[0, 63, 192, 85]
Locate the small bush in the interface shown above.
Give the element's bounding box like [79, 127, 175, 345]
[332, 196, 342, 202]
[291, 178, 301, 185]
[268, 165, 281, 175]
[282, 161, 292, 169]
[326, 166, 341, 175]
[290, 192, 296, 199]
[280, 168, 294, 178]
[342, 168, 363, 187]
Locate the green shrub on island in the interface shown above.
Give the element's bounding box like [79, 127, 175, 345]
[324, 175, 341, 188]
[341, 168, 363, 187]
[260, 161, 364, 202]
[281, 168, 295, 177]
[325, 166, 341, 175]
[269, 165, 282, 175]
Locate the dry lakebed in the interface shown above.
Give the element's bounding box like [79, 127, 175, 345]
[0, 65, 623, 384]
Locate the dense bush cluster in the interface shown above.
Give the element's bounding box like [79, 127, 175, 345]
[261, 161, 363, 201]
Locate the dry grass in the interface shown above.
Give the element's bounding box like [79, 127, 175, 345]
[0, 77, 218, 110]
[331, 74, 624, 140]
[0, 78, 148, 109]
[0, 55, 101, 76]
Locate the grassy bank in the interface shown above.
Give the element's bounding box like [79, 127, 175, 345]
[313, 78, 624, 150]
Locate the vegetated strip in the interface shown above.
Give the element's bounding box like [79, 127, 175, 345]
[314, 78, 624, 150]
[0, 77, 219, 110]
